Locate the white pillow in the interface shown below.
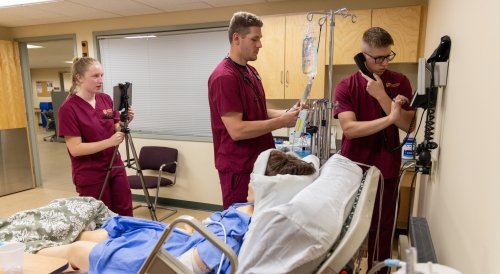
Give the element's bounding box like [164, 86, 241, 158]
[250, 149, 320, 220]
[237, 154, 363, 274]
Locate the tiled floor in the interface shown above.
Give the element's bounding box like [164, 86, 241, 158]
[0, 129, 211, 224]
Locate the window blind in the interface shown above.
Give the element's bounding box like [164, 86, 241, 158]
[98, 28, 229, 138]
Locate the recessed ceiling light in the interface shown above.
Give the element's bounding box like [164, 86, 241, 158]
[0, 0, 58, 8]
[27, 44, 44, 49]
[124, 35, 157, 39]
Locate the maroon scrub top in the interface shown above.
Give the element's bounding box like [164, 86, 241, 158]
[208, 58, 275, 174]
[58, 93, 123, 186]
[333, 70, 414, 179]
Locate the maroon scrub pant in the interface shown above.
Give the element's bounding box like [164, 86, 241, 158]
[368, 177, 399, 274]
[76, 167, 133, 217]
[218, 171, 250, 209]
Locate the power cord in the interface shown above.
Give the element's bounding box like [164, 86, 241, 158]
[415, 62, 439, 174]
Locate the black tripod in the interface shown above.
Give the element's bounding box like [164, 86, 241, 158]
[98, 83, 157, 221]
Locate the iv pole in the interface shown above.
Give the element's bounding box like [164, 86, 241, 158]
[306, 8, 356, 163]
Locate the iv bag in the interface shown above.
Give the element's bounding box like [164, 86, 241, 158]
[302, 21, 317, 78]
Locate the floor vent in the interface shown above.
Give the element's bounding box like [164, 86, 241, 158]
[409, 217, 438, 263]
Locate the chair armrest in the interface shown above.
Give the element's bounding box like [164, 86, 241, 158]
[158, 161, 177, 173]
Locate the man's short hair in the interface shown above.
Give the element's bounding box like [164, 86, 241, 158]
[228, 11, 263, 43]
[362, 27, 394, 48]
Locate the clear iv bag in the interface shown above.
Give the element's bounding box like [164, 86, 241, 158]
[302, 21, 317, 78]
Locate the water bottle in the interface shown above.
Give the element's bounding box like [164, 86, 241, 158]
[402, 135, 415, 160]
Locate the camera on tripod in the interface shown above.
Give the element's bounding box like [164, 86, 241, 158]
[113, 82, 133, 126]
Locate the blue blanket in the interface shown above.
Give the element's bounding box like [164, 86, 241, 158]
[89, 203, 251, 274]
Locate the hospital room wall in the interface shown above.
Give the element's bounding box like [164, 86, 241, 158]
[8, 0, 427, 206]
[421, 0, 499, 273]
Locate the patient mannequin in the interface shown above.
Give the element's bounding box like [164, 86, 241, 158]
[37, 150, 316, 274]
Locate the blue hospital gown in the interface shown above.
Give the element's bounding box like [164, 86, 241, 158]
[88, 203, 252, 274]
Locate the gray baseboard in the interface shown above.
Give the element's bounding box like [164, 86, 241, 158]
[132, 194, 223, 212]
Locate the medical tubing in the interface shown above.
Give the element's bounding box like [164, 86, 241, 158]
[422, 62, 438, 151]
[367, 259, 405, 274]
[204, 220, 228, 274]
[394, 164, 416, 241]
[412, 109, 427, 156]
[406, 171, 419, 232]
[371, 174, 384, 266]
[389, 111, 417, 152]
[316, 16, 326, 54]
[301, 76, 314, 104]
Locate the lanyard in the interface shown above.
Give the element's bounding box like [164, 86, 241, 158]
[226, 57, 265, 108]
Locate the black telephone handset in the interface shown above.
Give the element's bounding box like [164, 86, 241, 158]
[354, 52, 375, 80]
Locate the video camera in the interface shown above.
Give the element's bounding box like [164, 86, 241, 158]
[113, 82, 133, 122]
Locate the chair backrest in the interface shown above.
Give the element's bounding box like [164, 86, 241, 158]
[138, 146, 178, 173]
[51, 91, 69, 137]
[40, 110, 55, 130]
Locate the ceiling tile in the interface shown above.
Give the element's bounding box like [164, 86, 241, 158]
[133, 0, 211, 12]
[0, 0, 291, 27]
[29, 1, 119, 20]
[202, 0, 265, 8]
[67, 0, 162, 16]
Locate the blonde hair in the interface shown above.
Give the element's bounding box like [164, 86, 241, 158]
[69, 56, 100, 95]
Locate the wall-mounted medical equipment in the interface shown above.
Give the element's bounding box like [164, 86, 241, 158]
[367, 246, 462, 274]
[410, 35, 451, 174]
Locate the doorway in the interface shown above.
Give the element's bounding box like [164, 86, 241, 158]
[17, 35, 76, 187]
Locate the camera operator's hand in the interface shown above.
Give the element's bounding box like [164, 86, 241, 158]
[109, 132, 125, 146]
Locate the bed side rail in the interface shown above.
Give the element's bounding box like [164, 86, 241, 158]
[139, 215, 239, 274]
[315, 166, 381, 274]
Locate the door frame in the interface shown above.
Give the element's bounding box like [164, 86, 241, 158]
[16, 34, 77, 187]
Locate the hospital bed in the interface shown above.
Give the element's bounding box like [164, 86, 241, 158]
[139, 156, 381, 274]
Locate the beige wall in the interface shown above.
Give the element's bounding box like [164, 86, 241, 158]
[421, 0, 500, 273]
[118, 138, 219, 204]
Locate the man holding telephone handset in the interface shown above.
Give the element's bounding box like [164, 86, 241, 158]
[333, 27, 415, 274]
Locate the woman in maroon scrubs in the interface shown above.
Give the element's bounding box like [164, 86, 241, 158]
[58, 57, 133, 216]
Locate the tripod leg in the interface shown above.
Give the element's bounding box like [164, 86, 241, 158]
[99, 145, 120, 200]
[127, 134, 158, 221]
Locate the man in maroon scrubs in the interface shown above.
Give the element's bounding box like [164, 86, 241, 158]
[208, 11, 299, 209]
[58, 57, 133, 216]
[333, 27, 416, 274]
